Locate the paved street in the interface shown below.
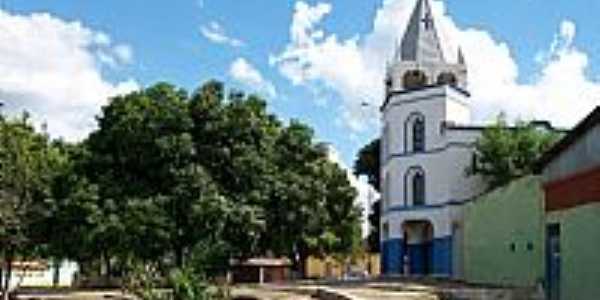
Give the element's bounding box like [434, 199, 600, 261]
[8, 279, 542, 300]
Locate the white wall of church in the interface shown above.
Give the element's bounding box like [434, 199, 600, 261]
[380, 0, 478, 277]
[445, 128, 481, 144]
[382, 86, 453, 153]
[381, 86, 482, 207]
[381, 85, 485, 244]
[383, 207, 455, 239]
[445, 95, 471, 125]
[380, 85, 484, 243]
[382, 87, 474, 152]
[384, 147, 482, 205]
[449, 149, 485, 199]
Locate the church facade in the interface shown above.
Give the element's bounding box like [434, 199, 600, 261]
[380, 0, 486, 277]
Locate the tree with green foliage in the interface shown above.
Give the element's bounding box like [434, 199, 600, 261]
[188, 81, 362, 273]
[468, 115, 561, 190]
[353, 138, 380, 191]
[0, 114, 66, 299]
[267, 125, 362, 270]
[354, 138, 381, 253]
[28, 141, 103, 287]
[84, 83, 252, 272]
[0, 80, 362, 295]
[366, 200, 380, 253]
[41, 143, 98, 262]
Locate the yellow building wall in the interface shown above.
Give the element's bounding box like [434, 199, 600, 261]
[305, 254, 380, 279]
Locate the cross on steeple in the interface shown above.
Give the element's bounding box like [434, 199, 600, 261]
[421, 12, 434, 30]
[397, 0, 446, 64]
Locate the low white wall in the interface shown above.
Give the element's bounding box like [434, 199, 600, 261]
[1, 260, 79, 288]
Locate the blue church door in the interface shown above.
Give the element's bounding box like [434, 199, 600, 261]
[546, 224, 561, 300]
[403, 221, 434, 276]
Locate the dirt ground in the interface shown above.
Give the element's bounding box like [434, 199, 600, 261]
[9, 279, 542, 300]
[13, 291, 122, 300]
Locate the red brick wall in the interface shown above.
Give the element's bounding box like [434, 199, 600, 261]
[544, 165, 600, 212]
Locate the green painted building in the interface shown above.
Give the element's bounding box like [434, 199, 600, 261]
[545, 204, 600, 300]
[538, 107, 600, 300]
[463, 176, 545, 287]
[461, 107, 600, 299]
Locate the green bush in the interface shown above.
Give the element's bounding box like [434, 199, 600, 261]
[123, 263, 229, 300]
[122, 263, 168, 300]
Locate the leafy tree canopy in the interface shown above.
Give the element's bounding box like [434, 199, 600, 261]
[468, 114, 561, 190]
[353, 138, 380, 192]
[0, 113, 67, 295]
[353, 138, 380, 253]
[0, 80, 362, 285]
[78, 80, 361, 274]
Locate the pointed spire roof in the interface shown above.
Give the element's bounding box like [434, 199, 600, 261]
[398, 0, 446, 64]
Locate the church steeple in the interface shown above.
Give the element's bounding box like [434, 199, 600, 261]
[397, 0, 446, 65]
[385, 0, 468, 93]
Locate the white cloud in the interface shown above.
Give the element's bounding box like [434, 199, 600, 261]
[113, 44, 133, 65]
[325, 144, 379, 238]
[200, 21, 245, 48]
[272, 1, 600, 132]
[462, 19, 600, 126]
[96, 44, 133, 69]
[94, 32, 112, 46]
[0, 10, 138, 141]
[229, 58, 277, 98]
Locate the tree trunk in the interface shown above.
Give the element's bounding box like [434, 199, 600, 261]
[174, 246, 184, 269]
[52, 259, 60, 287]
[0, 265, 3, 297]
[289, 250, 308, 279]
[298, 252, 308, 279]
[2, 253, 14, 300]
[103, 251, 111, 285]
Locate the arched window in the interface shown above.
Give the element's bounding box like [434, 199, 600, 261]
[404, 167, 426, 206]
[413, 117, 425, 152]
[413, 172, 425, 206]
[437, 72, 457, 86]
[405, 113, 426, 153]
[403, 70, 428, 89]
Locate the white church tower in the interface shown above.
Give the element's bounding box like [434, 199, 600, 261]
[380, 0, 484, 277]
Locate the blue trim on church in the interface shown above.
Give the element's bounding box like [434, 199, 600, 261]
[406, 242, 431, 275]
[384, 198, 473, 214]
[382, 236, 453, 276]
[381, 84, 471, 111]
[382, 239, 404, 274]
[386, 141, 475, 161]
[432, 236, 453, 275]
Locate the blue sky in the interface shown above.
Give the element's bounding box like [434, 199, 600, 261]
[2, 0, 600, 166]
